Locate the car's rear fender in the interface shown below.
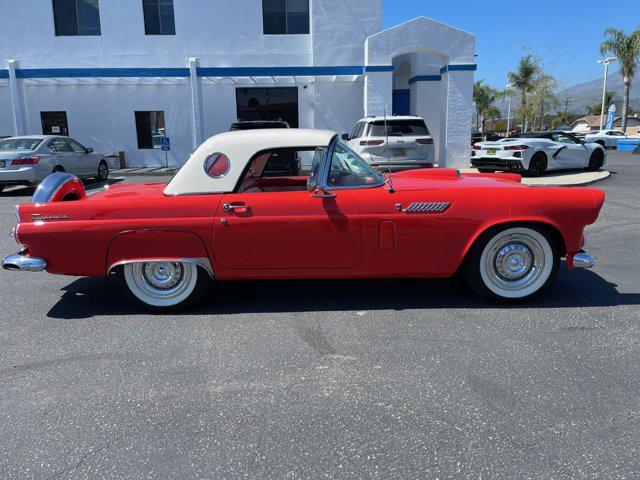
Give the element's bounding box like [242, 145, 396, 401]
[106, 229, 213, 278]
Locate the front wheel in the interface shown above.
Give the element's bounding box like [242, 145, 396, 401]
[464, 226, 560, 302]
[117, 261, 210, 311]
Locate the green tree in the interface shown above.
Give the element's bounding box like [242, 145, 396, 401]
[473, 80, 501, 133]
[587, 91, 616, 116]
[600, 27, 640, 131]
[508, 55, 540, 129]
[529, 74, 559, 130]
[552, 111, 573, 129]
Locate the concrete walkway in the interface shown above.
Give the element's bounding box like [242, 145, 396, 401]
[112, 167, 610, 187]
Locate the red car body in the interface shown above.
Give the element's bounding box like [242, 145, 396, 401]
[4, 129, 605, 309]
[14, 169, 602, 279]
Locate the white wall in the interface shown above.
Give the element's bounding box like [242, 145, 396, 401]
[0, 0, 312, 69]
[312, 0, 381, 66]
[314, 81, 364, 134]
[0, 86, 13, 137]
[22, 83, 192, 167]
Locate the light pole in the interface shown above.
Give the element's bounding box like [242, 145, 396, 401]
[505, 84, 513, 137]
[597, 56, 617, 130]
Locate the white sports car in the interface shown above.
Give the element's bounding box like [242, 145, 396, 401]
[584, 129, 628, 149]
[471, 132, 606, 176]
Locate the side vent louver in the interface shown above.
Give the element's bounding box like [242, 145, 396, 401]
[404, 202, 451, 214]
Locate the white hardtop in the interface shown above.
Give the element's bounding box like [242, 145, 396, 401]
[164, 129, 335, 196]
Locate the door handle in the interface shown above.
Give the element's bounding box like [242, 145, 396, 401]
[223, 203, 250, 213]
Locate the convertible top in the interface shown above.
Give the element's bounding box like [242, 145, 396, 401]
[164, 129, 335, 196]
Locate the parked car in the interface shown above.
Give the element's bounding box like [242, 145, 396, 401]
[472, 131, 606, 176]
[229, 120, 290, 131]
[0, 135, 108, 193]
[584, 129, 628, 149]
[3, 129, 604, 311]
[342, 116, 434, 171]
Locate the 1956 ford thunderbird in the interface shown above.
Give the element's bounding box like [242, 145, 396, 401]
[3, 129, 605, 311]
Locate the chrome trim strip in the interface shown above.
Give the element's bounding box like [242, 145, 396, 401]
[31, 172, 78, 204]
[2, 252, 47, 272]
[108, 257, 214, 279]
[404, 201, 451, 214]
[13, 204, 20, 221]
[572, 252, 595, 269]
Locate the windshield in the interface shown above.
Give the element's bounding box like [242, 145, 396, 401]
[0, 138, 43, 151]
[369, 119, 430, 137]
[327, 141, 384, 187]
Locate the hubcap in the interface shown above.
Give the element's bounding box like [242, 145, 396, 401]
[99, 164, 108, 178]
[484, 233, 546, 291]
[129, 261, 195, 301]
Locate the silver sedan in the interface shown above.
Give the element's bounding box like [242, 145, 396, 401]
[0, 135, 109, 193]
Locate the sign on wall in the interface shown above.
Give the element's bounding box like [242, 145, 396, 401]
[161, 137, 171, 151]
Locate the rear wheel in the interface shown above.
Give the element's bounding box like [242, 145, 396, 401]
[595, 140, 605, 148]
[52, 165, 65, 173]
[586, 149, 604, 171]
[464, 226, 560, 302]
[526, 152, 547, 177]
[117, 261, 210, 311]
[97, 160, 109, 181]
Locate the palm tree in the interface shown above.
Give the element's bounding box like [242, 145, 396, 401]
[600, 27, 640, 132]
[587, 91, 616, 116]
[508, 55, 540, 130]
[473, 80, 501, 133]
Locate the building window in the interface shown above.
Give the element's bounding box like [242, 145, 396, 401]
[52, 0, 101, 36]
[142, 0, 175, 35]
[262, 0, 309, 35]
[236, 87, 299, 128]
[134, 111, 165, 149]
[41, 111, 69, 136]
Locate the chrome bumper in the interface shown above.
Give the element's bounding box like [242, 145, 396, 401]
[2, 252, 47, 272]
[569, 251, 596, 269]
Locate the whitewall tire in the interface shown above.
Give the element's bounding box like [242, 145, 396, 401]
[117, 261, 210, 311]
[465, 226, 560, 302]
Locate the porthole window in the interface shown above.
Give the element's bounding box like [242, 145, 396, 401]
[204, 153, 230, 178]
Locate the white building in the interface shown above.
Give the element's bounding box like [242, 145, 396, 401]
[1, 0, 476, 168]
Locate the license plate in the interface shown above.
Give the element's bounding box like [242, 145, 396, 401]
[486, 149, 496, 155]
[0, 161, 4, 168]
[392, 149, 406, 157]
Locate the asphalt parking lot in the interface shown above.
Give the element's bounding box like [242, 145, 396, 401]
[0, 152, 638, 479]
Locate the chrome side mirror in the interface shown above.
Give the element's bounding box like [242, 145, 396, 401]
[306, 176, 317, 192]
[311, 187, 336, 199]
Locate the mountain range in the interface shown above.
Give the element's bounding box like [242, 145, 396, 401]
[495, 70, 640, 116]
[557, 70, 640, 115]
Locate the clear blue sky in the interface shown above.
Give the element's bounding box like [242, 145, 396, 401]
[383, 0, 640, 90]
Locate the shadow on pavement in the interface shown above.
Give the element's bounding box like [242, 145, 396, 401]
[47, 264, 640, 319]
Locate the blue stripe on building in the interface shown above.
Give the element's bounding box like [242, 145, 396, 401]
[11, 65, 396, 79]
[439, 64, 477, 74]
[0, 70, 9, 79]
[408, 75, 442, 84]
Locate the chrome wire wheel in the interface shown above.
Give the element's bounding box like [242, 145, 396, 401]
[123, 261, 198, 308]
[478, 228, 554, 299]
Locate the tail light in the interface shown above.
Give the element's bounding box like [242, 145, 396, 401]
[11, 156, 40, 165]
[471, 145, 482, 151]
[360, 140, 385, 146]
[504, 145, 529, 151]
[416, 138, 433, 145]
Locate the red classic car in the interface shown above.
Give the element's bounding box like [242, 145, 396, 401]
[3, 129, 604, 311]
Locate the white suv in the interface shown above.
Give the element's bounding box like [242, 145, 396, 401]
[343, 116, 435, 171]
